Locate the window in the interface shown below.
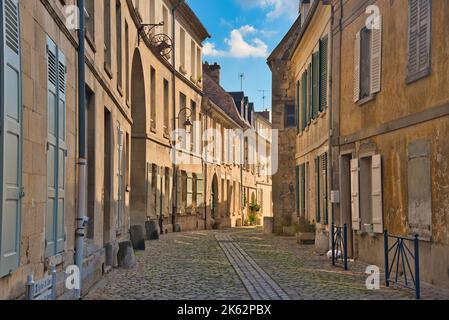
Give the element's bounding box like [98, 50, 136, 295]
[301, 71, 308, 131]
[125, 21, 130, 104]
[196, 174, 204, 207]
[186, 173, 193, 211]
[116, 0, 122, 90]
[354, 15, 382, 102]
[191, 100, 197, 152]
[179, 93, 187, 149]
[1, 0, 22, 277]
[406, 0, 432, 83]
[162, 6, 169, 36]
[191, 40, 196, 79]
[197, 47, 202, 82]
[350, 155, 383, 233]
[150, 67, 156, 131]
[85, 0, 95, 42]
[296, 80, 300, 134]
[180, 28, 186, 70]
[45, 36, 67, 258]
[285, 104, 295, 127]
[163, 79, 169, 135]
[104, 0, 112, 74]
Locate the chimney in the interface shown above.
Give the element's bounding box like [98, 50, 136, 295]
[203, 61, 221, 84]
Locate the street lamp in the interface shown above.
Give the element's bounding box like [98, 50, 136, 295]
[171, 107, 193, 232]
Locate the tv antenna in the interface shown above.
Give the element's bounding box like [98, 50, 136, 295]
[258, 90, 271, 109]
[239, 73, 245, 91]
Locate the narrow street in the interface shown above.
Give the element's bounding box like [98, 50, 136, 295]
[85, 228, 449, 300]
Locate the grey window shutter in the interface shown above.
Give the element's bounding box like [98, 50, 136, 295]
[1, 0, 22, 277]
[407, 0, 431, 83]
[296, 80, 300, 134]
[296, 166, 300, 216]
[307, 64, 312, 124]
[45, 37, 58, 258]
[312, 52, 319, 119]
[319, 36, 328, 111]
[301, 72, 307, 131]
[370, 15, 382, 94]
[354, 31, 361, 102]
[56, 49, 67, 253]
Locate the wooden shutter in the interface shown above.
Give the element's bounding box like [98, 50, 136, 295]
[354, 31, 361, 102]
[300, 164, 306, 217]
[146, 163, 152, 218]
[117, 126, 124, 224]
[312, 52, 319, 119]
[1, 0, 22, 276]
[56, 48, 67, 253]
[307, 64, 312, 124]
[301, 72, 307, 130]
[370, 15, 382, 94]
[196, 173, 204, 207]
[296, 80, 300, 134]
[156, 166, 161, 217]
[45, 38, 58, 257]
[186, 172, 193, 209]
[371, 155, 383, 233]
[407, 0, 431, 82]
[321, 153, 329, 225]
[350, 159, 361, 230]
[296, 166, 300, 216]
[319, 36, 328, 111]
[315, 157, 320, 223]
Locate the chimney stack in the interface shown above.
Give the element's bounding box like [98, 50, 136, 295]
[203, 61, 221, 84]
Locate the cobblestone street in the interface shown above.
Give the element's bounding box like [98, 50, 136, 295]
[86, 228, 449, 300]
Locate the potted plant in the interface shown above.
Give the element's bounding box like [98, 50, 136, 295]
[295, 217, 316, 244]
[247, 202, 261, 226]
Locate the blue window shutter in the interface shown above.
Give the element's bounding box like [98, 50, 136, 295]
[0, 0, 22, 277]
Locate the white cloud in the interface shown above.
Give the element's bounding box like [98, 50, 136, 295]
[236, 0, 298, 21]
[203, 42, 227, 57]
[203, 25, 269, 59]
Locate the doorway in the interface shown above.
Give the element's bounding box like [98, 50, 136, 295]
[103, 108, 112, 246]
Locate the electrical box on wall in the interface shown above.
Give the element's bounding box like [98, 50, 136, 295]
[330, 190, 340, 204]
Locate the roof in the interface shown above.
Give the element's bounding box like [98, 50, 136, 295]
[203, 73, 245, 127]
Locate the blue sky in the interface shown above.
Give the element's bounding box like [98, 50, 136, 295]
[187, 0, 298, 112]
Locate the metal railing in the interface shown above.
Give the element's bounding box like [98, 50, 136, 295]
[331, 223, 348, 270]
[384, 231, 421, 299]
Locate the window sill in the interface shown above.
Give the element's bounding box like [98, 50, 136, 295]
[358, 95, 375, 106]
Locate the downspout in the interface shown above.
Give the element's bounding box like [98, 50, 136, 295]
[328, 4, 335, 226]
[75, 0, 86, 300]
[171, 0, 185, 232]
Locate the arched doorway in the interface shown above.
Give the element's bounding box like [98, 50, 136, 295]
[211, 174, 219, 222]
[130, 50, 147, 227]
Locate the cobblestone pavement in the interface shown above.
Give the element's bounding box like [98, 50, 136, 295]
[86, 227, 449, 300]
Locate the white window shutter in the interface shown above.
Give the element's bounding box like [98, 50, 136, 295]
[371, 155, 384, 233]
[371, 15, 382, 94]
[350, 159, 361, 230]
[354, 31, 361, 102]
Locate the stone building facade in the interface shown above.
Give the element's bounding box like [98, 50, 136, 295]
[0, 0, 210, 300]
[270, 0, 449, 289]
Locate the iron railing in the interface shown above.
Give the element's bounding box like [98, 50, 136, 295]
[331, 223, 348, 270]
[384, 231, 421, 299]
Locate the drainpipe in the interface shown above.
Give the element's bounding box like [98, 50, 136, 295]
[75, 0, 86, 300]
[328, 4, 335, 226]
[171, 0, 185, 232]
